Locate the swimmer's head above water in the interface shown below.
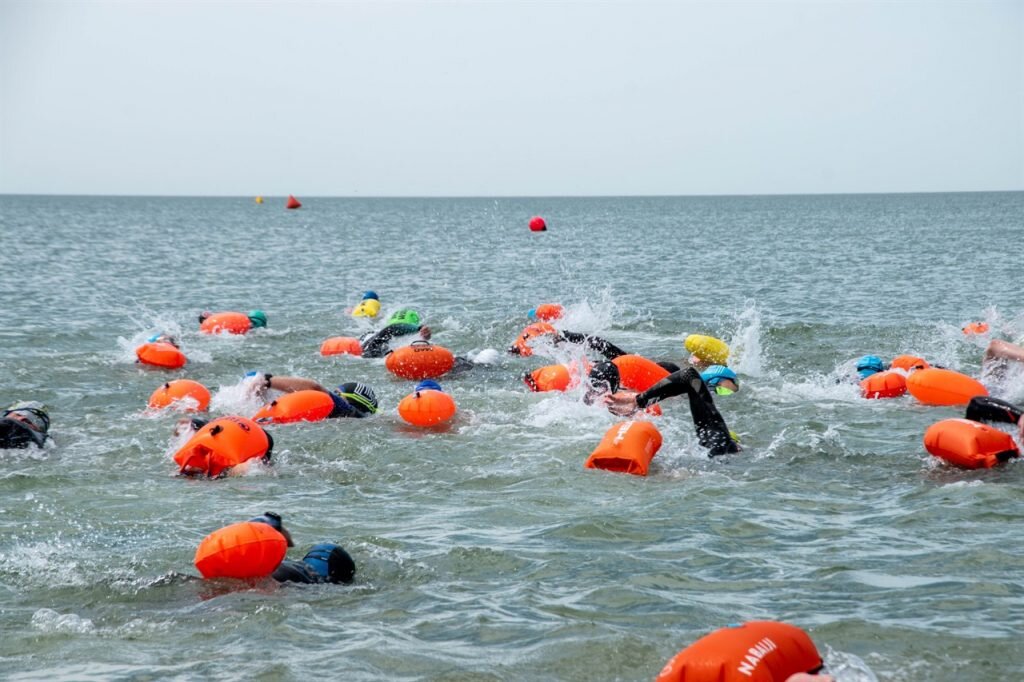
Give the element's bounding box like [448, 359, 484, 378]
[700, 365, 739, 395]
[856, 355, 886, 379]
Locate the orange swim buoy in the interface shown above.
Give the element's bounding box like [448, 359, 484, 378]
[860, 370, 907, 399]
[286, 195, 302, 209]
[398, 389, 457, 426]
[962, 321, 990, 335]
[891, 354, 930, 372]
[200, 311, 252, 335]
[136, 342, 187, 369]
[524, 364, 573, 392]
[656, 621, 824, 682]
[613, 355, 671, 392]
[907, 368, 988, 406]
[148, 379, 210, 412]
[533, 303, 564, 321]
[172, 416, 271, 478]
[252, 390, 335, 424]
[584, 420, 663, 476]
[320, 336, 363, 357]
[923, 418, 1019, 469]
[512, 322, 557, 357]
[194, 521, 289, 579]
[385, 342, 455, 380]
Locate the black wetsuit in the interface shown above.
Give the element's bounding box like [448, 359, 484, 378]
[0, 419, 47, 449]
[360, 323, 423, 358]
[635, 367, 740, 456]
[272, 560, 326, 584]
[272, 545, 356, 585]
[557, 331, 628, 360]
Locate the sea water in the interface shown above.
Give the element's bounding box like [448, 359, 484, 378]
[1, 192, 1023, 680]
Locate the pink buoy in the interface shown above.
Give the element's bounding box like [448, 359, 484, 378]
[528, 216, 547, 232]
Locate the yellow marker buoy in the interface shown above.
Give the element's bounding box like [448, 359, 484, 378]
[255, 195, 264, 204]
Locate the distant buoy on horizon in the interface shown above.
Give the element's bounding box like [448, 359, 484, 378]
[286, 195, 302, 209]
[255, 195, 264, 204]
[528, 216, 547, 232]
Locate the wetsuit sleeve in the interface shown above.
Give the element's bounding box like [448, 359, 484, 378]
[360, 323, 421, 358]
[558, 331, 627, 360]
[636, 368, 739, 456]
[328, 392, 364, 419]
[272, 560, 319, 584]
[965, 396, 1024, 425]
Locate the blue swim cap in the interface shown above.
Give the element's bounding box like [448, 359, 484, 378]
[362, 290, 379, 301]
[527, 308, 537, 320]
[415, 380, 443, 393]
[303, 542, 356, 584]
[856, 355, 885, 379]
[700, 365, 738, 388]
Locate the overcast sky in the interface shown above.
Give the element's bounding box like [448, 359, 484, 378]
[1, 1, 1021, 197]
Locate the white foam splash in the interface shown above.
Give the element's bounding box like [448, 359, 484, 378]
[31, 608, 96, 634]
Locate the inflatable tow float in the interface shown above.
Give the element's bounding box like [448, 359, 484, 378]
[511, 322, 558, 357]
[907, 368, 988, 406]
[194, 521, 289, 579]
[385, 342, 455, 380]
[924, 418, 1019, 469]
[585, 420, 663, 476]
[860, 370, 907, 399]
[253, 390, 335, 424]
[148, 379, 210, 412]
[173, 416, 272, 478]
[656, 621, 824, 682]
[398, 380, 457, 426]
[136, 342, 187, 369]
[320, 336, 363, 356]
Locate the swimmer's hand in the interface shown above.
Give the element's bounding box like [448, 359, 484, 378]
[605, 391, 640, 416]
[784, 675, 833, 682]
[419, 326, 432, 341]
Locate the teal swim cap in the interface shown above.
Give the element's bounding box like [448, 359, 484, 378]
[248, 310, 268, 328]
[387, 309, 420, 326]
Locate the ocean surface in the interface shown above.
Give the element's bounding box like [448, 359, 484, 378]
[1, 192, 1023, 681]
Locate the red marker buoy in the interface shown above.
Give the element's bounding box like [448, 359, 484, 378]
[528, 216, 546, 232]
[286, 195, 302, 209]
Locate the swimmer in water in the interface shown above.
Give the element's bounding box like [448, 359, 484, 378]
[360, 309, 432, 358]
[248, 373, 379, 418]
[983, 339, 1024, 371]
[147, 333, 180, 347]
[605, 366, 740, 456]
[854, 355, 886, 381]
[0, 401, 50, 449]
[965, 395, 1024, 440]
[197, 310, 268, 329]
[508, 328, 628, 360]
[272, 542, 356, 585]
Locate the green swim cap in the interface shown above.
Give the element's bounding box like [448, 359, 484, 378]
[387, 309, 420, 326]
[248, 310, 268, 328]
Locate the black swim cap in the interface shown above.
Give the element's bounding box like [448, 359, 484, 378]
[584, 361, 621, 405]
[250, 511, 295, 547]
[3, 401, 50, 434]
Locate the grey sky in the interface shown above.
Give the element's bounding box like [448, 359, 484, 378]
[1, 0, 1021, 197]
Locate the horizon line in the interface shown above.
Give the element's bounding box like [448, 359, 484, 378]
[1, 188, 1022, 201]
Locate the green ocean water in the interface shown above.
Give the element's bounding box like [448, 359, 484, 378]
[1, 192, 1023, 681]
